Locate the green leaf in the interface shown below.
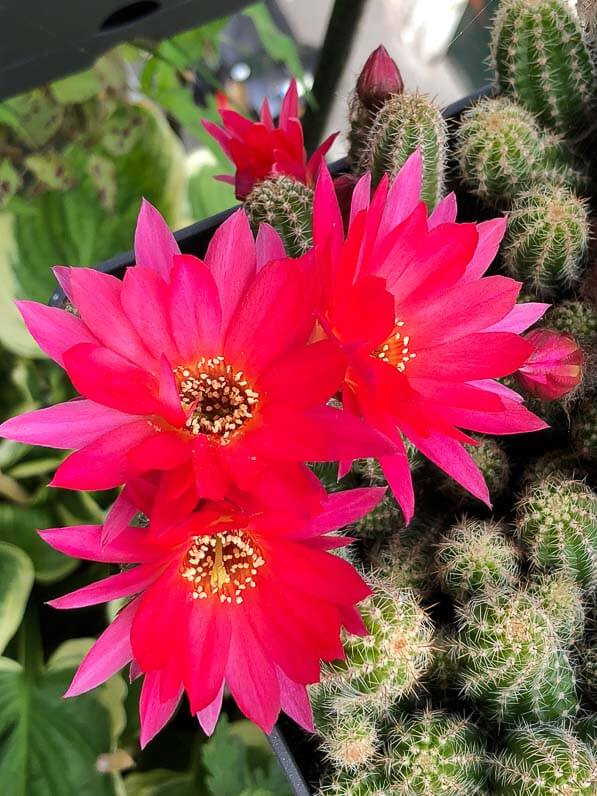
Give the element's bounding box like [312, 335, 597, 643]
[0, 160, 22, 210]
[0, 542, 34, 654]
[243, 4, 304, 82]
[101, 106, 145, 157]
[87, 154, 117, 213]
[50, 68, 101, 104]
[124, 770, 194, 796]
[0, 89, 63, 148]
[94, 53, 128, 94]
[187, 149, 235, 220]
[0, 650, 120, 795]
[25, 153, 74, 191]
[0, 503, 78, 583]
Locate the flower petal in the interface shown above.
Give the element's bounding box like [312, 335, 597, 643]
[15, 300, 99, 366]
[168, 255, 222, 360]
[48, 563, 161, 609]
[196, 682, 225, 736]
[277, 668, 314, 732]
[134, 199, 180, 281]
[139, 671, 183, 748]
[40, 525, 157, 563]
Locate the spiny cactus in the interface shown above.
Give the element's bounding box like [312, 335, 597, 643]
[490, 0, 597, 137]
[319, 581, 434, 714]
[244, 174, 313, 257]
[436, 519, 520, 600]
[547, 299, 597, 342]
[527, 573, 585, 646]
[426, 628, 461, 695]
[578, 639, 597, 704]
[317, 770, 390, 796]
[492, 725, 597, 795]
[314, 704, 380, 772]
[516, 477, 597, 589]
[384, 709, 487, 795]
[456, 591, 578, 723]
[503, 185, 589, 298]
[351, 495, 404, 541]
[443, 437, 511, 503]
[368, 520, 440, 596]
[359, 91, 447, 209]
[575, 715, 597, 749]
[456, 97, 554, 207]
[572, 399, 597, 461]
[521, 450, 580, 486]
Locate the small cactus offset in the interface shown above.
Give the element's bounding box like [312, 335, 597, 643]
[521, 450, 580, 487]
[490, 0, 597, 137]
[384, 709, 488, 795]
[456, 97, 552, 206]
[572, 399, 597, 461]
[503, 185, 589, 298]
[244, 174, 313, 256]
[515, 477, 597, 589]
[314, 704, 380, 772]
[527, 572, 585, 646]
[436, 518, 520, 601]
[319, 581, 434, 714]
[492, 725, 597, 795]
[317, 770, 390, 796]
[578, 639, 597, 704]
[359, 91, 447, 209]
[547, 299, 597, 342]
[369, 520, 440, 595]
[456, 591, 578, 723]
[351, 495, 404, 541]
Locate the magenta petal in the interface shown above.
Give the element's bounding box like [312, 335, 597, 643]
[307, 488, 386, 535]
[40, 524, 155, 563]
[204, 209, 256, 336]
[0, 399, 132, 450]
[485, 302, 550, 334]
[15, 300, 99, 367]
[134, 199, 180, 281]
[277, 668, 314, 733]
[349, 173, 372, 225]
[102, 486, 138, 545]
[48, 563, 161, 609]
[65, 599, 138, 697]
[196, 682, 225, 736]
[121, 267, 179, 363]
[139, 671, 183, 748]
[313, 165, 343, 260]
[158, 355, 186, 426]
[428, 192, 457, 228]
[169, 255, 222, 359]
[380, 444, 415, 524]
[461, 217, 508, 282]
[378, 149, 423, 238]
[255, 223, 286, 268]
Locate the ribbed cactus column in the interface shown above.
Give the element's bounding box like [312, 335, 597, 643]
[491, 0, 597, 136]
[492, 725, 597, 795]
[359, 91, 447, 209]
[527, 573, 585, 646]
[503, 185, 589, 298]
[456, 592, 578, 723]
[244, 174, 313, 257]
[516, 477, 597, 589]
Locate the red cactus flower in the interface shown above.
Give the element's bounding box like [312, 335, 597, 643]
[515, 328, 585, 400]
[356, 45, 403, 110]
[0, 202, 393, 538]
[203, 78, 337, 200]
[40, 487, 383, 742]
[310, 151, 549, 522]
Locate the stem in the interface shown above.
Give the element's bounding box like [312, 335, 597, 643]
[302, 0, 368, 152]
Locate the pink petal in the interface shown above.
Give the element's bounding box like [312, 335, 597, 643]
[158, 355, 186, 426]
[280, 78, 299, 128]
[65, 599, 138, 696]
[277, 668, 314, 732]
[378, 149, 423, 239]
[468, 378, 525, 404]
[139, 671, 183, 748]
[103, 486, 138, 545]
[120, 268, 178, 363]
[185, 600, 231, 714]
[313, 166, 343, 261]
[380, 445, 415, 524]
[127, 431, 189, 473]
[204, 209, 256, 336]
[255, 223, 286, 268]
[40, 524, 156, 563]
[485, 302, 550, 334]
[196, 682, 225, 736]
[307, 487, 386, 535]
[349, 173, 372, 225]
[168, 255, 222, 360]
[428, 192, 458, 228]
[202, 119, 233, 159]
[50, 421, 155, 490]
[134, 199, 180, 281]
[48, 563, 161, 609]
[0, 399, 132, 450]
[15, 300, 99, 367]
[461, 217, 508, 282]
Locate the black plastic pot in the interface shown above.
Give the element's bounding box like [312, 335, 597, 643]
[48, 85, 494, 795]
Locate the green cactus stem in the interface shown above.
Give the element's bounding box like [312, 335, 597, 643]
[314, 706, 380, 772]
[490, 0, 597, 136]
[572, 400, 597, 461]
[244, 174, 313, 257]
[527, 572, 585, 646]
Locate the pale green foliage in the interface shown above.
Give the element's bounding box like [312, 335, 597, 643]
[516, 477, 597, 589]
[504, 185, 589, 298]
[492, 725, 597, 795]
[436, 519, 520, 600]
[244, 175, 313, 257]
[0, 543, 33, 654]
[360, 91, 447, 208]
[491, 0, 597, 136]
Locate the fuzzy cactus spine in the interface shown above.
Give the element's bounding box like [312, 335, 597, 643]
[244, 174, 313, 256]
[527, 572, 585, 646]
[490, 0, 597, 137]
[503, 184, 589, 298]
[314, 704, 380, 772]
[359, 91, 447, 209]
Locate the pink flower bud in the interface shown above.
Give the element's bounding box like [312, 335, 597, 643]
[356, 45, 403, 110]
[515, 328, 585, 401]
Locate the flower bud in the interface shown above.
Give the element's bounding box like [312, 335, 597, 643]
[515, 328, 584, 401]
[356, 45, 403, 111]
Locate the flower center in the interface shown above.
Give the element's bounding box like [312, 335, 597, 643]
[372, 320, 416, 372]
[174, 356, 259, 443]
[180, 530, 265, 604]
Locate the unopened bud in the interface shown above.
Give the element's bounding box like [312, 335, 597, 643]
[515, 328, 584, 401]
[356, 45, 403, 111]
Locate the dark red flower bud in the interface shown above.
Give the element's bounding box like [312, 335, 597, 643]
[356, 45, 403, 111]
[515, 328, 585, 401]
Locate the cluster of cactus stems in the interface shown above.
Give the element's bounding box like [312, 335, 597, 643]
[228, 2, 597, 791]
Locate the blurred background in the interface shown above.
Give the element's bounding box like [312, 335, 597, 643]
[0, 2, 505, 794]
